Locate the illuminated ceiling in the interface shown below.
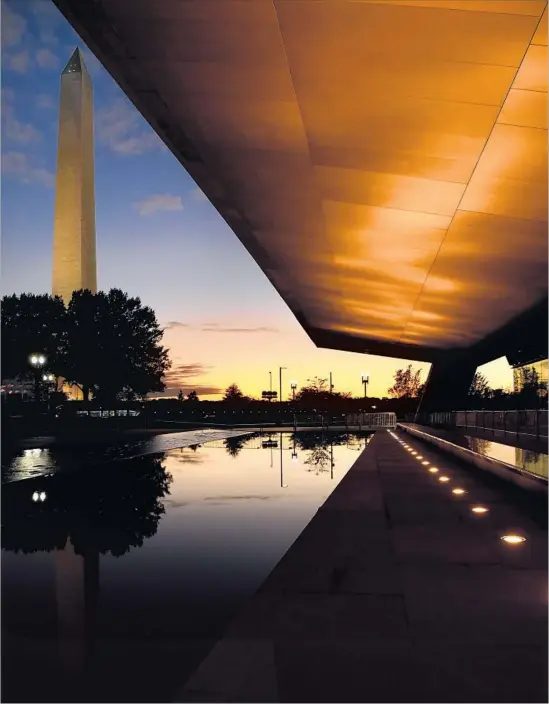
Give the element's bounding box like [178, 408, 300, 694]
[54, 0, 548, 362]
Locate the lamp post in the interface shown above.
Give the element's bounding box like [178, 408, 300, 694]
[290, 380, 297, 400]
[361, 372, 370, 399]
[29, 354, 46, 403]
[279, 366, 286, 403]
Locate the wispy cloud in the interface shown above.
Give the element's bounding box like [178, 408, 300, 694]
[36, 48, 60, 69]
[5, 50, 31, 73]
[30, 0, 61, 44]
[135, 194, 183, 216]
[201, 323, 279, 334]
[164, 321, 190, 330]
[2, 4, 26, 46]
[2, 90, 41, 143]
[96, 98, 162, 156]
[159, 362, 221, 398]
[163, 320, 279, 334]
[37, 94, 55, 110]
[2, 151, 54, 188]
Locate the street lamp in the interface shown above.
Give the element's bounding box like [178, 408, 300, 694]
[279, 366, 286, 403]
[361, 372, 370, 398]
[29, 354, 47, 403]
[290, 380, 298, 400]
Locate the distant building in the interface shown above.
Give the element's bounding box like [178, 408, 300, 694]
[512, 359, 548, 394]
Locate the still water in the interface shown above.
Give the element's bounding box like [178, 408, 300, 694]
[2, 431, 370, 703]
[462, 435, 548, 480]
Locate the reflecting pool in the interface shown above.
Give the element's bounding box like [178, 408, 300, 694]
[463, 435, 548, 480]
[2, 431, 371, 703]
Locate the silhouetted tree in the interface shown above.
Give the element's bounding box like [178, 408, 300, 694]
[63, 289, 170, 402]
[1, 293, 67, 381]
[186, 390, 199, 402]
[388, 365, 424, 398]
[177, 389, 185, 403]
[223, 383, 245, 401]
[469, 372, 491, 399]
[294, 377, 351, 411]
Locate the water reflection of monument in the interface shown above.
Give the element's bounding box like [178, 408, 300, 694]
[2, 455, 171, 679]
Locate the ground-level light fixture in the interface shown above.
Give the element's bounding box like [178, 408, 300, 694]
[438, 476, 450, 483]
[471, 506, 489, 514]
[501, 534, 526, 544]
[429, 467, 439, 473]
[32, 491, 47, 503]
[421, 460, 429, 465]
[416, 455, 423, 459]
[452, 488, 466, 495]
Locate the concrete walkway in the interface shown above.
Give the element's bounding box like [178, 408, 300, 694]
[175, 430, 547, 703]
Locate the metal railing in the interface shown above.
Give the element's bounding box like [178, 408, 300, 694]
[415, 410, 548, 439]
[345, 412, 397, 429]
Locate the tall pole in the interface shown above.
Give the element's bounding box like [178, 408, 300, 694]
[269, 371, 272, 393]
[329, 372, 333, 394]
[279, 366, 286, 403]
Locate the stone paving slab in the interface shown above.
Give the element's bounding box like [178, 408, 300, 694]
[175, 430, 548, 703]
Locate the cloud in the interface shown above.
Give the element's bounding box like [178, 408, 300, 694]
[30, 0, 61, 43]
[36, 48, 60, 69]
[135, 194, 184, 216]
[158, 362, 221, 398]
[2, 92, 41, 143]
[6, 50, 31, 73]
[96, 98, 162, 156]
[2, 4, 26, 46]
[2, 151, 55, 188]
[163, 320, 279, 334]
[164, 321, 189, 330]
[201, 323, 279, 334]
[37, 94, 55, 109]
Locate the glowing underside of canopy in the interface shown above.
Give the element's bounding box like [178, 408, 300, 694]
[54, 0, 548, 361]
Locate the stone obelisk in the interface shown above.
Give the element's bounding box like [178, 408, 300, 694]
[52, 48, 97, 303]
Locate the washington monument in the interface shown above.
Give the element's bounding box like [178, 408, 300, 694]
[52, 48, 97, 303]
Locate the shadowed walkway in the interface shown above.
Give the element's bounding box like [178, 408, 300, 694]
[175, 431, 547, 703]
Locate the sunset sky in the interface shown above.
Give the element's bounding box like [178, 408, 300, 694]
[1, 0, 513, 399]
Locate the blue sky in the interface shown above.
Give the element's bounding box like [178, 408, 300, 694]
[1, 0, 512, 397]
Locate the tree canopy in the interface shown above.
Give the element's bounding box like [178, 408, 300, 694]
[223, 383, 246, 402]
[1, 293, 67, 380]
[469, 371, 491, 398]
[387, 365, 424, 399]
[1, 289, 170, 402]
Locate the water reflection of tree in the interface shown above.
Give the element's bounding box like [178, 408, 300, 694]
[465, 436, 492, 456]
[304, 445, 332, 475]
[2, 453, 172, 558]
[224, 436, 247, 457]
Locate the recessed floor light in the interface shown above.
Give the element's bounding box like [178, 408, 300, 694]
[501, 534, 526, 544]
[428, 467, 439, 473]
[416, 455, 423, 459]
[421, 460, 429, 465]
[471, 506, 489, 514]
[452, 488, 466, 495]
[411, 452, 418, 456]
[438, 476, 450, 483]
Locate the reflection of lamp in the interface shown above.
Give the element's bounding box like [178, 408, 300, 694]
[279, 431, 288, 487]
